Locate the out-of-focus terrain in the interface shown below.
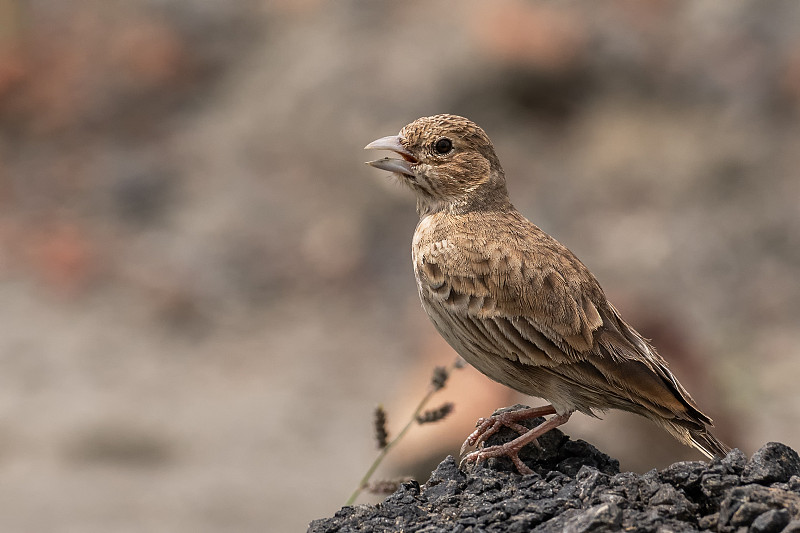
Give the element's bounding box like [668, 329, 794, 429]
[0, 1, 798, 531]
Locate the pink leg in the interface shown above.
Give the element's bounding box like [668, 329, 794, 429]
[460, 405, 557, 456]
[461, 412, 572, 475]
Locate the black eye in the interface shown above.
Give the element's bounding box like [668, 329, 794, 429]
[434, 138, 453, 154]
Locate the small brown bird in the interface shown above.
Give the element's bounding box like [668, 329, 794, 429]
[365, 114, 729, 473]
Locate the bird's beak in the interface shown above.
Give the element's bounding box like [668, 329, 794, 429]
[364, 135, 417, 177]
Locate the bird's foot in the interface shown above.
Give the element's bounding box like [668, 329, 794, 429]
[461, 440, 535, 475]
[460, 411, 572, 475]
[460, 404, 557, 455]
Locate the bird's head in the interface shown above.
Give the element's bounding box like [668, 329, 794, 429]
[365, 114, 509, 214]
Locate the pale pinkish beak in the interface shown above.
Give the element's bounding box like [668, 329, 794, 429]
[364, 135, 417, 177]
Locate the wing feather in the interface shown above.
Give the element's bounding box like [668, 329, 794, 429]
[413, 211, 714, 425]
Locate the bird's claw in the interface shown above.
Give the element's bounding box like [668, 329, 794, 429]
[459, 410, 545, 456]
[460, 441, 535, 475]
[458, 405, 567, 475]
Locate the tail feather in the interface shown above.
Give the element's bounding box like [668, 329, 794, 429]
[689, 427, 731, 459]
[653, 416, 731, 459]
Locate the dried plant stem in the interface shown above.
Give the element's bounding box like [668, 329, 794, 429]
[345, 359, 459, 506]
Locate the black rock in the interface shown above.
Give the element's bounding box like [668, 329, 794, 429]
[742, 443, 800, 485]
[750, 508, 791, 533]
[717, 485, 800, 532]
[308, 406, 800, 532]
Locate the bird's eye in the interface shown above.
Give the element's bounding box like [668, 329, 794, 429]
[433, 138, 453, 155]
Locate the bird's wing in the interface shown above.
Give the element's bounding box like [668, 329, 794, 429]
[415, 215, 713, 425]
[415, 224, 606, 367]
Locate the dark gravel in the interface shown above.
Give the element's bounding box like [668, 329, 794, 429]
[309, 405, 800, 533]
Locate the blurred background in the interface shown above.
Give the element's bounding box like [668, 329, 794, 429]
[0, 0, 799, 531]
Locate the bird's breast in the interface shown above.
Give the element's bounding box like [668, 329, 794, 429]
[412, 213, 442, 248]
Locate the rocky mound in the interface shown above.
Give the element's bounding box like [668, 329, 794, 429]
[309, 406, 800, 533]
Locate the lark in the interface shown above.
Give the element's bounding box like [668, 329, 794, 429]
[365, 114, 729, 474]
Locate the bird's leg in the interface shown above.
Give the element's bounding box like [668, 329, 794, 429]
[461, 412, 572, 475]
[460, 404, 557, 455]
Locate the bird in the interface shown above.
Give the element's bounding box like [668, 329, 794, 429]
[364, 114, 729, 474]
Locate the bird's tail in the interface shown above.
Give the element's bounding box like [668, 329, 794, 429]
[688, 426, 731, 459]
[657, 417, 731, 459]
